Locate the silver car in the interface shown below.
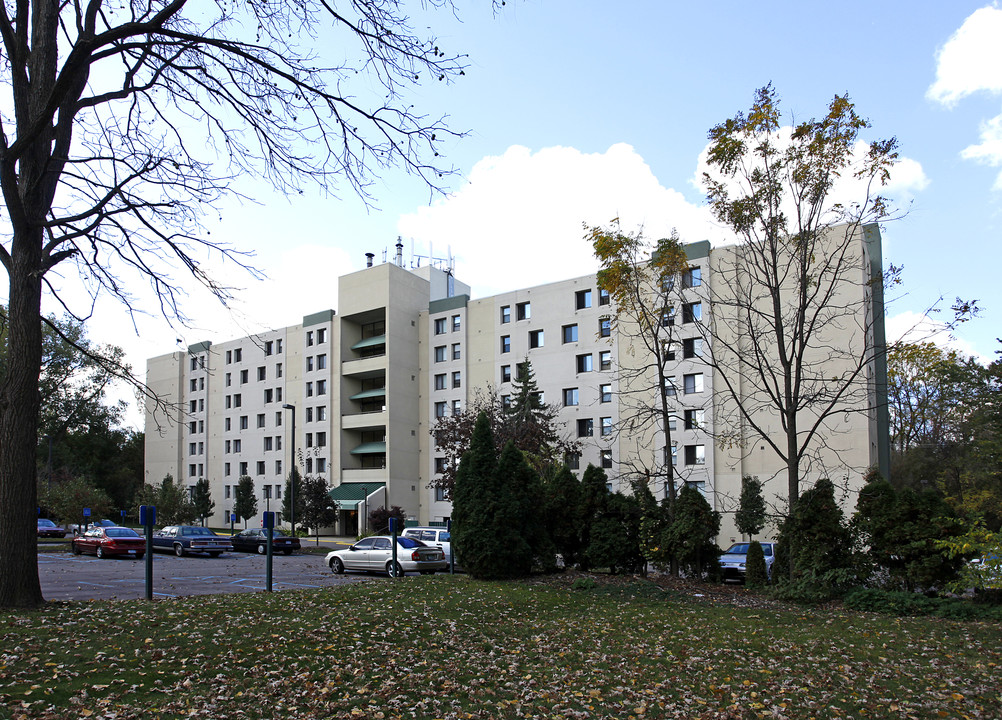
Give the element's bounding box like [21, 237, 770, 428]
[719, 541, 776, 582]
[326, 535, 446, 576]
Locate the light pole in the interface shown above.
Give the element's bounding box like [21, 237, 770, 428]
[282, 403, 296, 536]
[44, 434, 52, 492]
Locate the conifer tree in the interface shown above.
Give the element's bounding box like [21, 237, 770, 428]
[234, 476, 258, 529]
[451, 412, 501, 579]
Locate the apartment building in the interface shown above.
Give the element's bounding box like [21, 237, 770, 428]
[145, 226, 888, 542]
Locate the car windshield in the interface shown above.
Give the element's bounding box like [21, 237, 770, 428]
[724, 544, 751, 554]
[106, 527, 140, 538]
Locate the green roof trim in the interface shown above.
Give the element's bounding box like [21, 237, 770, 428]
[328, 482, 386, 509]
[684, 240, 711, 260]
[350, 334, 386, 351]
[349, 387, 386, 400]
[349, 441, 387, 455]
[429, 294, 469, 315]
[303, 309, 335, 327]
[187, 341, 212, 353]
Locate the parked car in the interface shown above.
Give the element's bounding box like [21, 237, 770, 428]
[326, 535, 447, 576]
[71, 526, 145, 559]
[152, 525, 233, 557]
[68, 519, 120, 536]
[400, 526, 461, 570]
[719, 541, 777, 582]
[230, 528, 301, 555]
[37, 519, 67, 538]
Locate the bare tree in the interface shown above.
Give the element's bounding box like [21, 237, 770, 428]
[0, 0, 478, 607]
[698, 85, 898, 512]
[587, 220, 694, 511]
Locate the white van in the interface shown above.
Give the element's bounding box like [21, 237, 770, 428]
[400, 526, 460, 570]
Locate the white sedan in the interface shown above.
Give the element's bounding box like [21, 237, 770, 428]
[326, 535, 446, 576]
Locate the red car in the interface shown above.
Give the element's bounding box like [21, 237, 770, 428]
[37, 519, 67, 538]
[71, 526, 146, 559]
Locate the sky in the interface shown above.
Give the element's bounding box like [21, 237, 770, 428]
[23, 1, 1002, 429]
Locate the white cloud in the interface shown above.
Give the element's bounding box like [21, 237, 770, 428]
[927, 6, 1002, 107]
[960, 112, 1002, 188]
[885, 310, 991, 363]
[397, 144, 728, 297]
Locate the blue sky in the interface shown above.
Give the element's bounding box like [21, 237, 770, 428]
[46, 1, 1001, 426]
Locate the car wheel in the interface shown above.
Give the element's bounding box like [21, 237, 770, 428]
[329, 557, 345, 574]
[174, 544, 186, 557]
[136, 553, 144, 561]
[71, 542, 81, 555]
[257, 544, 266, 555]
[386, 561, 403, 577]
[208, 552, 221, 558]
[283, 549, 293, 556]
[96, 546, 105, 559]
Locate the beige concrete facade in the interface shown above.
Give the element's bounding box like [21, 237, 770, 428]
[145, 226, 886, 543]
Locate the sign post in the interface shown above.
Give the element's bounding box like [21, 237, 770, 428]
[447, 519, 454, 575]
[389, 517, 399, 578]
[140, 505, 156, 601]
[263, 511, 275, 592]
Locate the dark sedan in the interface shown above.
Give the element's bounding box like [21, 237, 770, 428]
[71, 526, 145, 559]
[152, 525, 233, 557]
[37, 519, 67, 538]
[230, 528, 301, 555]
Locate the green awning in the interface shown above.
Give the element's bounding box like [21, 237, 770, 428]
[350, 334, 386, 351]
[349, 441, 387, 455]
[349, 387, 386, 401]
[328, 482, 386, 509]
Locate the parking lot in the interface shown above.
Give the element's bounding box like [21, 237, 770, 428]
[38, 548, 371, 601]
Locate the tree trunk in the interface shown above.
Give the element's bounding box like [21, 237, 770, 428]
[0, 228, 46, 607]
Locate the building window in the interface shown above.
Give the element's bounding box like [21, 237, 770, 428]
[599, 287, 610, 306]
[664, 377, 677, 397]
[306, 382, 313, 397]
[452, 399, 462, 415]
[275, 460, 282, 476]
[265, 341, 273, 356]
[189, 442, 197, 455]
[516, 301, 530, 321]
[257, 413, 266, 428]
[501, 365, 511, 383]
[276, 387, 282, 402]
[305, 457, 313, 474]
[317, 328, 327, 343]
[257, 366, 266, 381]
[233, 393, 241, 408]
[684, 409, 705, 430]
[682, 302, 701, 324]
[563, 388, 579, 407]
[501, 394, 511, 410]
[240, 415, 248, 430]
[435, 345, 446, 362]
[566, 452, 581, 470]
[226, 350, 232, 364]
[683, 373, 703, 394]
[683, 338, 704, 359]
[277, 339, 283, 354]
[562, 324, 578, 343]
[317, 406, 327, 421]
[224, 466, 231, 479]
[575, 289, 592, 309]
[599, 350, 612, 371]
[434, 317, 446, 335]
[452, 315, 461, 332]
[669, 416, 677, 431]
[306, 330, 314, 346]
[225, 372, 231, 387]
[189, 421, 197, 434]
[600, 383, 612, 403]
[306, 407, 313, 423]
[682, 266, 702, 289]
[257, 461, 266, 476]
[265, 388, 274, 403]
[435, 457, 448, 474]
[306, 433, 313, 448]
[685, 444, 706, 465]
[576, 354, 593, 373]
[276, 363, 283, 378]
[529, 329, 543, 348]
[307, 356, 314, 372]
[601, 417, 613, 436]
[577, 418, 594, 437]
[435, 401, 447, 418]
[662, 307, 676, 327]
[317, 379, 327, 395]
[452, 371, 461, 389]
[434, 373, 446, 390]
[435, 487, 446, 502]
[264, 437, 273, 451]
[316, 457, 327, 473]
[500, 335, 510, 354]
[190, 378, 197, 392]
[234, 348, 242, 362]
[276, 411, 282, 426]
[452, 344, 461, 360]
[601, 449, 613, 469]
[200, 399, 208, 413]
[234, 439, 241, 452]
[599, 316, 611, 338]
[500, 305, 511, 324]
[239, 461, 247, 475]
[317, 432, 327, 448]
[670, 444, 678, 466]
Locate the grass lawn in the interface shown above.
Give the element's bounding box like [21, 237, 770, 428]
[1, 573, 999, 719]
